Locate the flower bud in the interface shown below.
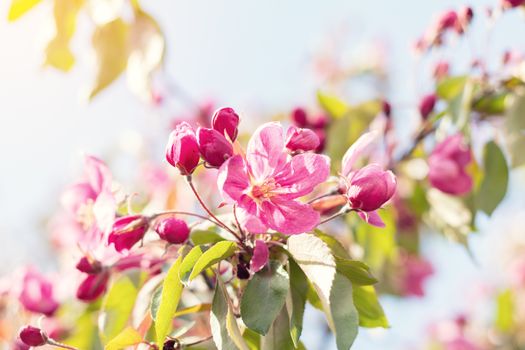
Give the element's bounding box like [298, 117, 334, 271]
[19, 268, 59, 317]
[154, 217, 190, 244]
[165, 122, 200, 175]
[75, 256, 102, 274]
[501, 0, 525, 8]
[428, 134, 473, 195]
[433, 61, 450, 80]
[76, 271, 110, 302]
[314, 129, 326, 153]
[212, 107, 240, 142]
[108, 215, 149, 252]
[418, 93, 437, 120]
[382, 100, 391, 118]
[291, 107, 308, 127]
[310, 113, 329, 129]
[346, 164, 397, 212]
[19, 326, 47, 347]
[197, 128, 233, 167]
[285, 126, 320, 153]
[458, 6, 474, 26]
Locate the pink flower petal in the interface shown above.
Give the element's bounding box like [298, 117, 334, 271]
[237, 208, 268, 234]
[251, 240, 269, 273]
[274, 153, 330, 199]
[246, 122, 288, 181]
[358, 210, 385, 227]
[341, 131, 380, 177]
[218, 155, 251, 203]
[84, 156, 111, 194]
[260, 199, 319, 234]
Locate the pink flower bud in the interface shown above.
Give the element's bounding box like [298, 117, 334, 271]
[212, 107, 240, 141]
[436, 10, 459, 32]
[165, 122, 200, 175]
[197, 128, 233, 167]
[285, 126, 320, 153]
[314, 129, 326, 153]
[75, 256, 102, 274]
[428, 134, 473, 195]
[154, 217, 190, 244]
[419, 93, 437, 120]
[291, 107, 308, 127]
[501, 0, 525, 8]
[382, 100, 392, 118]
[76, 271, 110, 302]
[19, 268, 59, 317]
[346, 164, 397, 212]
[108, 215, 149, 252]
[310, 113, 330, 129]
[458, 6, 474, 26]
[19, 326, 47, 347]
[433, 61, 450, 80]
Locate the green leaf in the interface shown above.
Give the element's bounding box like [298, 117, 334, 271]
[287, 260, 308, 347]
[154, 255, 184, 347]
[191, 227, 225, 245]
[105, 327, 143, 350]
[241, 260, 290, 335]
[476, 141, 508, 215]
[330, 274, 359, 350]
[317, 91, 349, 119]
[62, 309, 102, 350]
[149, 284, 162, 321]
[496, 289, 514, 332]
[243, 328, 261, 350]
[336, 258, 378, 286]
[314, 230, 350, 259]
[287, 234, 359, 350]
[179, 245, 208, 284]
[355, 209, 397, 270]
[210, 277, 249, 350]
[7, 0, 42, 21]
[189, 241, 237, 281]
[100, 270, 146, 345]
[504, 92, 525, 167]
[436, 76, 467, 100]
[353, 285, 388, 328]
[261, 307, 296, 350]
[472, 92, 508, 116]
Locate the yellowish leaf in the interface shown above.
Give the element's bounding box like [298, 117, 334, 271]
[173, 303, 211, 318]
[7, 0, 42, 21]
[127, 7, 165, 101]
[105, 327, 143, 350]
[45, 0, 84, 71]
[87, 18, 129, 100]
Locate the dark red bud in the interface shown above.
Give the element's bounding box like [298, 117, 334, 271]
[75, 256, 102, 274]
[418, 94, 437, 120]
[155, 217, 190, 244]
[212, 107, 240, 142]
[197, 128, 233, 167]
[19, 326, 47, 347]
[291, 107, 308, 128]
[76, 271, 110, 302]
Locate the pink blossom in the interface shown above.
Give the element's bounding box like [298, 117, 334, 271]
[60, 155, 116, 242]
[18, 268, 59, 316]
[197, 127, 233, 167]
[400, 253, 434, 297]
[340, 132, 396, 227]
[212, 107, 240, 141]
[428, 134, 473, 195]
[251, 240, 269, 273]
[108, 215, 149, 252]
[285, 125, 320, 153]
[75, 256, 103, 274]
[433, 61, 450, 80]
[154, 217, 190, 244]
[218, 122, 330, 234]
[166, 122, 201, 175]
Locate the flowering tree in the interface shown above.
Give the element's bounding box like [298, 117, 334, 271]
[3, 1, 525, 350]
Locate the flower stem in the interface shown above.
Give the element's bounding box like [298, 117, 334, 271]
[319, 207, 352, 225]
[185, 176, 244, 243]
[47, 339, 79, 350]
[149, 210, 218, 226]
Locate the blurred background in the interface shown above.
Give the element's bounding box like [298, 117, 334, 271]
[1, 0, 525, 349]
